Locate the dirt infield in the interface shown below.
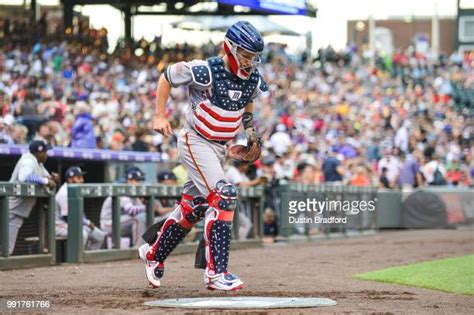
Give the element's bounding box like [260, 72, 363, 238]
[1, 228, 473, 314]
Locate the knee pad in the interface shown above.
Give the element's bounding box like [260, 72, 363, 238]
[184, 196, 209, 226]
[207, 180, 238, 221]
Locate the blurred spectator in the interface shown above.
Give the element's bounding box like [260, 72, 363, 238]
[226, 160, 267, 188]
[10, 124, 28, 144]
[71, 102, 96, 148]
[0, 117, 14, 144]
[350, 165, 372, 186]
[263, 208, 278, 242]
[296, 162, 322, 184]
[273, 153, 295, 180]
[55, 166, 106, 250]
[131, 128, 150, 152]
[270, 124, 292, 156]
[7, 140, 58, 255]
[96, 136, 105, 149]
[33, 120, 52, 144]
[398, 151, 422, 189]
[421, 154, 447, 186]
[172, 163, 188, 185]
[445, 163, 469, 186]
[379, 167, 390, 189]
[109, 131, 125, 150]
[322, 152, 344, 183]
[377, 148, 402, 188]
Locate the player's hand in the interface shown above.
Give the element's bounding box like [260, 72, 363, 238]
[88, 222, 95, 231]
[154, 115, 173, 137]
[47, 178, 57, 190]
[51, 172, 60, 184]
[245, 127, 262, 148]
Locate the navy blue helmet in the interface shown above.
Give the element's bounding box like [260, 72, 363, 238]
[224, 21, 264, 79]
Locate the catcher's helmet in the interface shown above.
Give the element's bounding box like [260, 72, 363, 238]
[224, 21, 264, 80]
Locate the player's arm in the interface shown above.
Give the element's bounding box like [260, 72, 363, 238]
[153, 73, 173, 137]
[242, 102, 261, 147]
[121, 196, 146, 216]
[18, 160, 56, 188]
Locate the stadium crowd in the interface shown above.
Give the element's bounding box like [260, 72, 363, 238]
[0, 18, 473, 190]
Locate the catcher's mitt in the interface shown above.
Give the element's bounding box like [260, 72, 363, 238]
[227, 143, 262, 163]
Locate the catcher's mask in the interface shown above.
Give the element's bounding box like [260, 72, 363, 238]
[224, 21, 264, 80]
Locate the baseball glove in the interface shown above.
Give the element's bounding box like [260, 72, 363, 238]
[227, 142, 262, 163]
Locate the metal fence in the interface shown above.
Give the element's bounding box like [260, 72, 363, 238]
[65, 184, 265, 263]
[0, 183, 56, 269]
[2, 181, 471, 270]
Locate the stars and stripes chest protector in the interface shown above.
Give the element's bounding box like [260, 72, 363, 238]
[190, 57, 261, 141]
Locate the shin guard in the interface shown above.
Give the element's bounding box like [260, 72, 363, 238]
[204, 180, 238, 275]
[147, 194, 208, 264]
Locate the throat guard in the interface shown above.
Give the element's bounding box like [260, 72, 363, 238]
[206, 57, 263, 111]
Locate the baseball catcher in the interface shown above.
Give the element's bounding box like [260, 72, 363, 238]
[138, 21, 267, 291]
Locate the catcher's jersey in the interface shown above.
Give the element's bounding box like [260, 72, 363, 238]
[166, 58, 266, 141]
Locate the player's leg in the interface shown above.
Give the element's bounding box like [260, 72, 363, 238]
[203, 180, 244, 291]
[85, 226, 106, 250]
[8, 214, 24, 255]
[82, 228, 89, 248]
[179, 131, 244, 290]
[140, 185, 208, 288]
[119, 215, 137, 247]
[55, 224, 68, 240]
[237, 208, 253, 240]
[131, 212, 147, 247]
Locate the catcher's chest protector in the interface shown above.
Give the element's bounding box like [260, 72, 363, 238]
[206, 57, 260, 110]
[190, 57, 267, 141]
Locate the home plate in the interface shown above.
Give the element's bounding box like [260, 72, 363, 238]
[144, 297, 337, 309]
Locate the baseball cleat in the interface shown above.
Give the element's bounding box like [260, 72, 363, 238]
[204, 269, 244, 291]
[138, 243, 161, 288]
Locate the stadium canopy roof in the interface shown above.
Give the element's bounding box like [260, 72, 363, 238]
[172, 16, 301, 36]
[63, 1, 317, 17]
[60, 1, 317, 42]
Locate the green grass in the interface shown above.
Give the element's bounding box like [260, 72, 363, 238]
[354, 255, 474, 295]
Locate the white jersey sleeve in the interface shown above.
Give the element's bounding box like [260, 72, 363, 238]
[165, 60, 210, 89]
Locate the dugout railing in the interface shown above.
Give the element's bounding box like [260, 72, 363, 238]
[0, 183, 56, 270]
[65, 184, 265, 263]
[0, 182, 265, 268]
[2, 181, 470, 269]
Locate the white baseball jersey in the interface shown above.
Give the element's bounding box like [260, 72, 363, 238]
[55, 183, 91, 226]
[9, 152, 50, 218]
